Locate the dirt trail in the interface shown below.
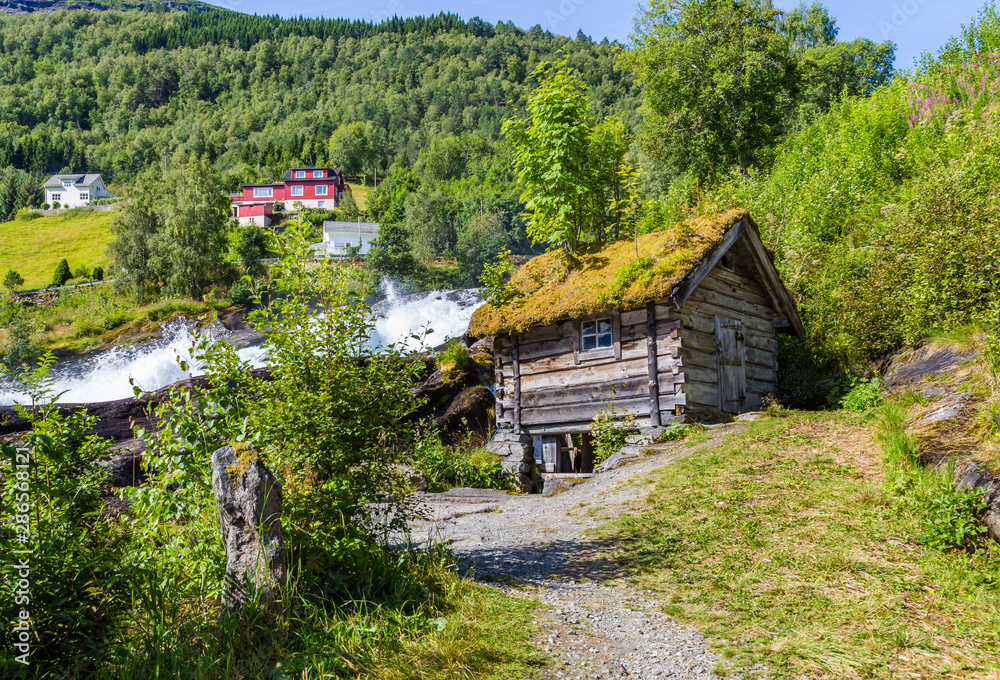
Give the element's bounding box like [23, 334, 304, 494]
[410, 427, 745, 680]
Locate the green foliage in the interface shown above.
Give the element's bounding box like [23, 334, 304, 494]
[0, 357, 137, 675]
[3, 269, 24, 290]
[233, 225, 269, 277]
[589, 403, 637, 466]
[409, 431, 513, 492]
[504, 60, 631, 251]
[455, 212, 511, 284]
[919, 484, 991, 552]
[50, 258, 71, 287]
[839, 375, 883, 412]
[436, 338, 474, 376]
[367, 220, 419, 280]
[626, 0, 792, 177]
[479, 247, 519, 307]
[72, 264, 90, 280]
[92, 265, 104, 281]
[108, 168, 160, 304]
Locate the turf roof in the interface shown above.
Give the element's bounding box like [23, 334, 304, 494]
[469, 209, 749, 337]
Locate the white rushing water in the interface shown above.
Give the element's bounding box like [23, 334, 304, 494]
[0, 285, 484, 405]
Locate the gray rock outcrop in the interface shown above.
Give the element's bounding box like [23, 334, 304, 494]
[486, 429, 534, 492]
[210, 444, 286, 613]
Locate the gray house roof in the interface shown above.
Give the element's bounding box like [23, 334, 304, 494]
[43, 173, 104, 188]
[323, 221, 380, 236]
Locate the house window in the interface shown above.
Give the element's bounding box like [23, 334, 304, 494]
[253, 187, 273, 198]
[290, 186, 304, 196]
[62, 180, 72, 189]
[317, 200, 325, 208]
[51, 193, 61, 201]
[333, 241, 352, 249]
[581, 318, 613, 351]
[315, 185, 327, 195]
[80, 192, 89, 201]
[295, 171, 305, 178]
[313, 170, 323, 178]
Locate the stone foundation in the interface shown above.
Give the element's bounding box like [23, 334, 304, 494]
[487, 429, 535, 492]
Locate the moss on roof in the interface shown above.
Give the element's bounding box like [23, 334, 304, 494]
[469, 209, 748, 337]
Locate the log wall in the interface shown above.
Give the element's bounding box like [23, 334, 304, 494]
[494, 306, 684, 434]
[675, 238, 779, 416]
[492, 235, 784, 432]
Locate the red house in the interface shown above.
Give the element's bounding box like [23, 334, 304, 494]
[231, 167, 347, 226]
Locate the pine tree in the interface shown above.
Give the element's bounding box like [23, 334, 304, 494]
[52, 259, 71, 287]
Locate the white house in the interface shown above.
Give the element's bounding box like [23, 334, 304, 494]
[43, 174, 114, 209]
[321, 221, 380, 257]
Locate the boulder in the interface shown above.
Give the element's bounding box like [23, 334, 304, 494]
[435, 385, 494, 436]
[210, 444, 286, 614]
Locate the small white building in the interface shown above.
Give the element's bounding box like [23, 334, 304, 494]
[43, 174, 113, 209]
[322, 221, 380, 257]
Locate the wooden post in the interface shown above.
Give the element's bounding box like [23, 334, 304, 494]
[512, 333, 522, 434]
[646, 302, 661, 427]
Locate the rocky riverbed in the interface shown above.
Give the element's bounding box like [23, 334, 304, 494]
[410, 427, 754, 680]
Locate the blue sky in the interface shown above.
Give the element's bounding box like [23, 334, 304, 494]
[218, 0, 989, 68]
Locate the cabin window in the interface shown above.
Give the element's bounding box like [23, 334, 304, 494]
[720, 254, 733, 270]
[581, 318, 613, 351]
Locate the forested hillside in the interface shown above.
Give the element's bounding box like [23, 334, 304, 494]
[0, 8, 636, 181]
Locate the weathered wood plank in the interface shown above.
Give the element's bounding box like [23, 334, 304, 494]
[683, 380, 719, 407]
[522, 394, 688, 426]
[621, 309, 646, 326]
[613, 313, 622, 360]
[646, 301, 661, 428]
[519, 323, 565, 345]
[521, 377, 649, 409]
[696, 270, 772, 309]
[681, 329, 774, 366]
[746, 363, 775, 383]
[512, 335, 521, 434]
[679, 301, 774, 334]
[672, 218, 747, 308]
[687, 287, 775, 322]
[520, 357, 651, 391]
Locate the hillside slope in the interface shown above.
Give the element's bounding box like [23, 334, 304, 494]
[0, 209, 113, 288]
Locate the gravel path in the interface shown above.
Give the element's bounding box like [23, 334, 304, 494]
[409, 427, 744, 680]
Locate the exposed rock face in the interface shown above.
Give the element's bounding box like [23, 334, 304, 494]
[954, 459, 1000, 543]
[210, 444, 286, 613]
[485, 429, 534, 493]
[436, 386, 494, 434]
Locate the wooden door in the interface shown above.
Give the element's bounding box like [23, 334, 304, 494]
[540, 436, 560, 473]
[715, 316, 746, 413]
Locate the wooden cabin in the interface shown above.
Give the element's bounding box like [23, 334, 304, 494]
[468, 210, 804, 475]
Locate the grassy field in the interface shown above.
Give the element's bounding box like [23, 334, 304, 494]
[600, 409, 1000, 679]
[346, 180, 369, 212]
[0, 208, 115, 289]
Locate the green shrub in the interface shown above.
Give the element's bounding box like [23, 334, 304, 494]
[436, 338, 474, 375]
[14, 210, 40, 221]
[590, 404, 637, 466]
[919, 485, 990, 552]
[0, 358, 137, 674]
[228, 278, 256, 308]
[92, 265, 104, 282]
[839, 375, 883, 412]
[410, 431, 513, 491]
[0, 312, 37, 367]
[72, 265, 90, 280]
[51, 258, 71, 287]
[480, 247, 519, 307]
[3, 269, 24, 291]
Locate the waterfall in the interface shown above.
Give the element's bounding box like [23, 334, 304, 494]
[0, 286, 484, 405]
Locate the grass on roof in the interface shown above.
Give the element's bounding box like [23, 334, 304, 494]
[469, 209, 747, 337]
[0, 208, 115, 289]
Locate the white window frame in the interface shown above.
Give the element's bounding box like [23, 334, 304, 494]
[315, 185, 327, 195]
[62, 180, 72, 189]
[317, 200, 325, 208]
[253, 187, 273, 198]
[581, 317, 613, 352]
[290, 186, 304, 197]
[313, 170, 323, 178]
[295, 171, 305, 178]
[333, 241, 352, 249]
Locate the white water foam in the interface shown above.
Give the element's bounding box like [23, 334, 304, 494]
[0, 285, 484, 405]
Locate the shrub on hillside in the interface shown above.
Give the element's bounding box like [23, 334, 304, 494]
[3, 269, 23, 291]
[72, 265, 90, 280]
[51, 258, 71, 287]
[92, 266, 104, 281]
